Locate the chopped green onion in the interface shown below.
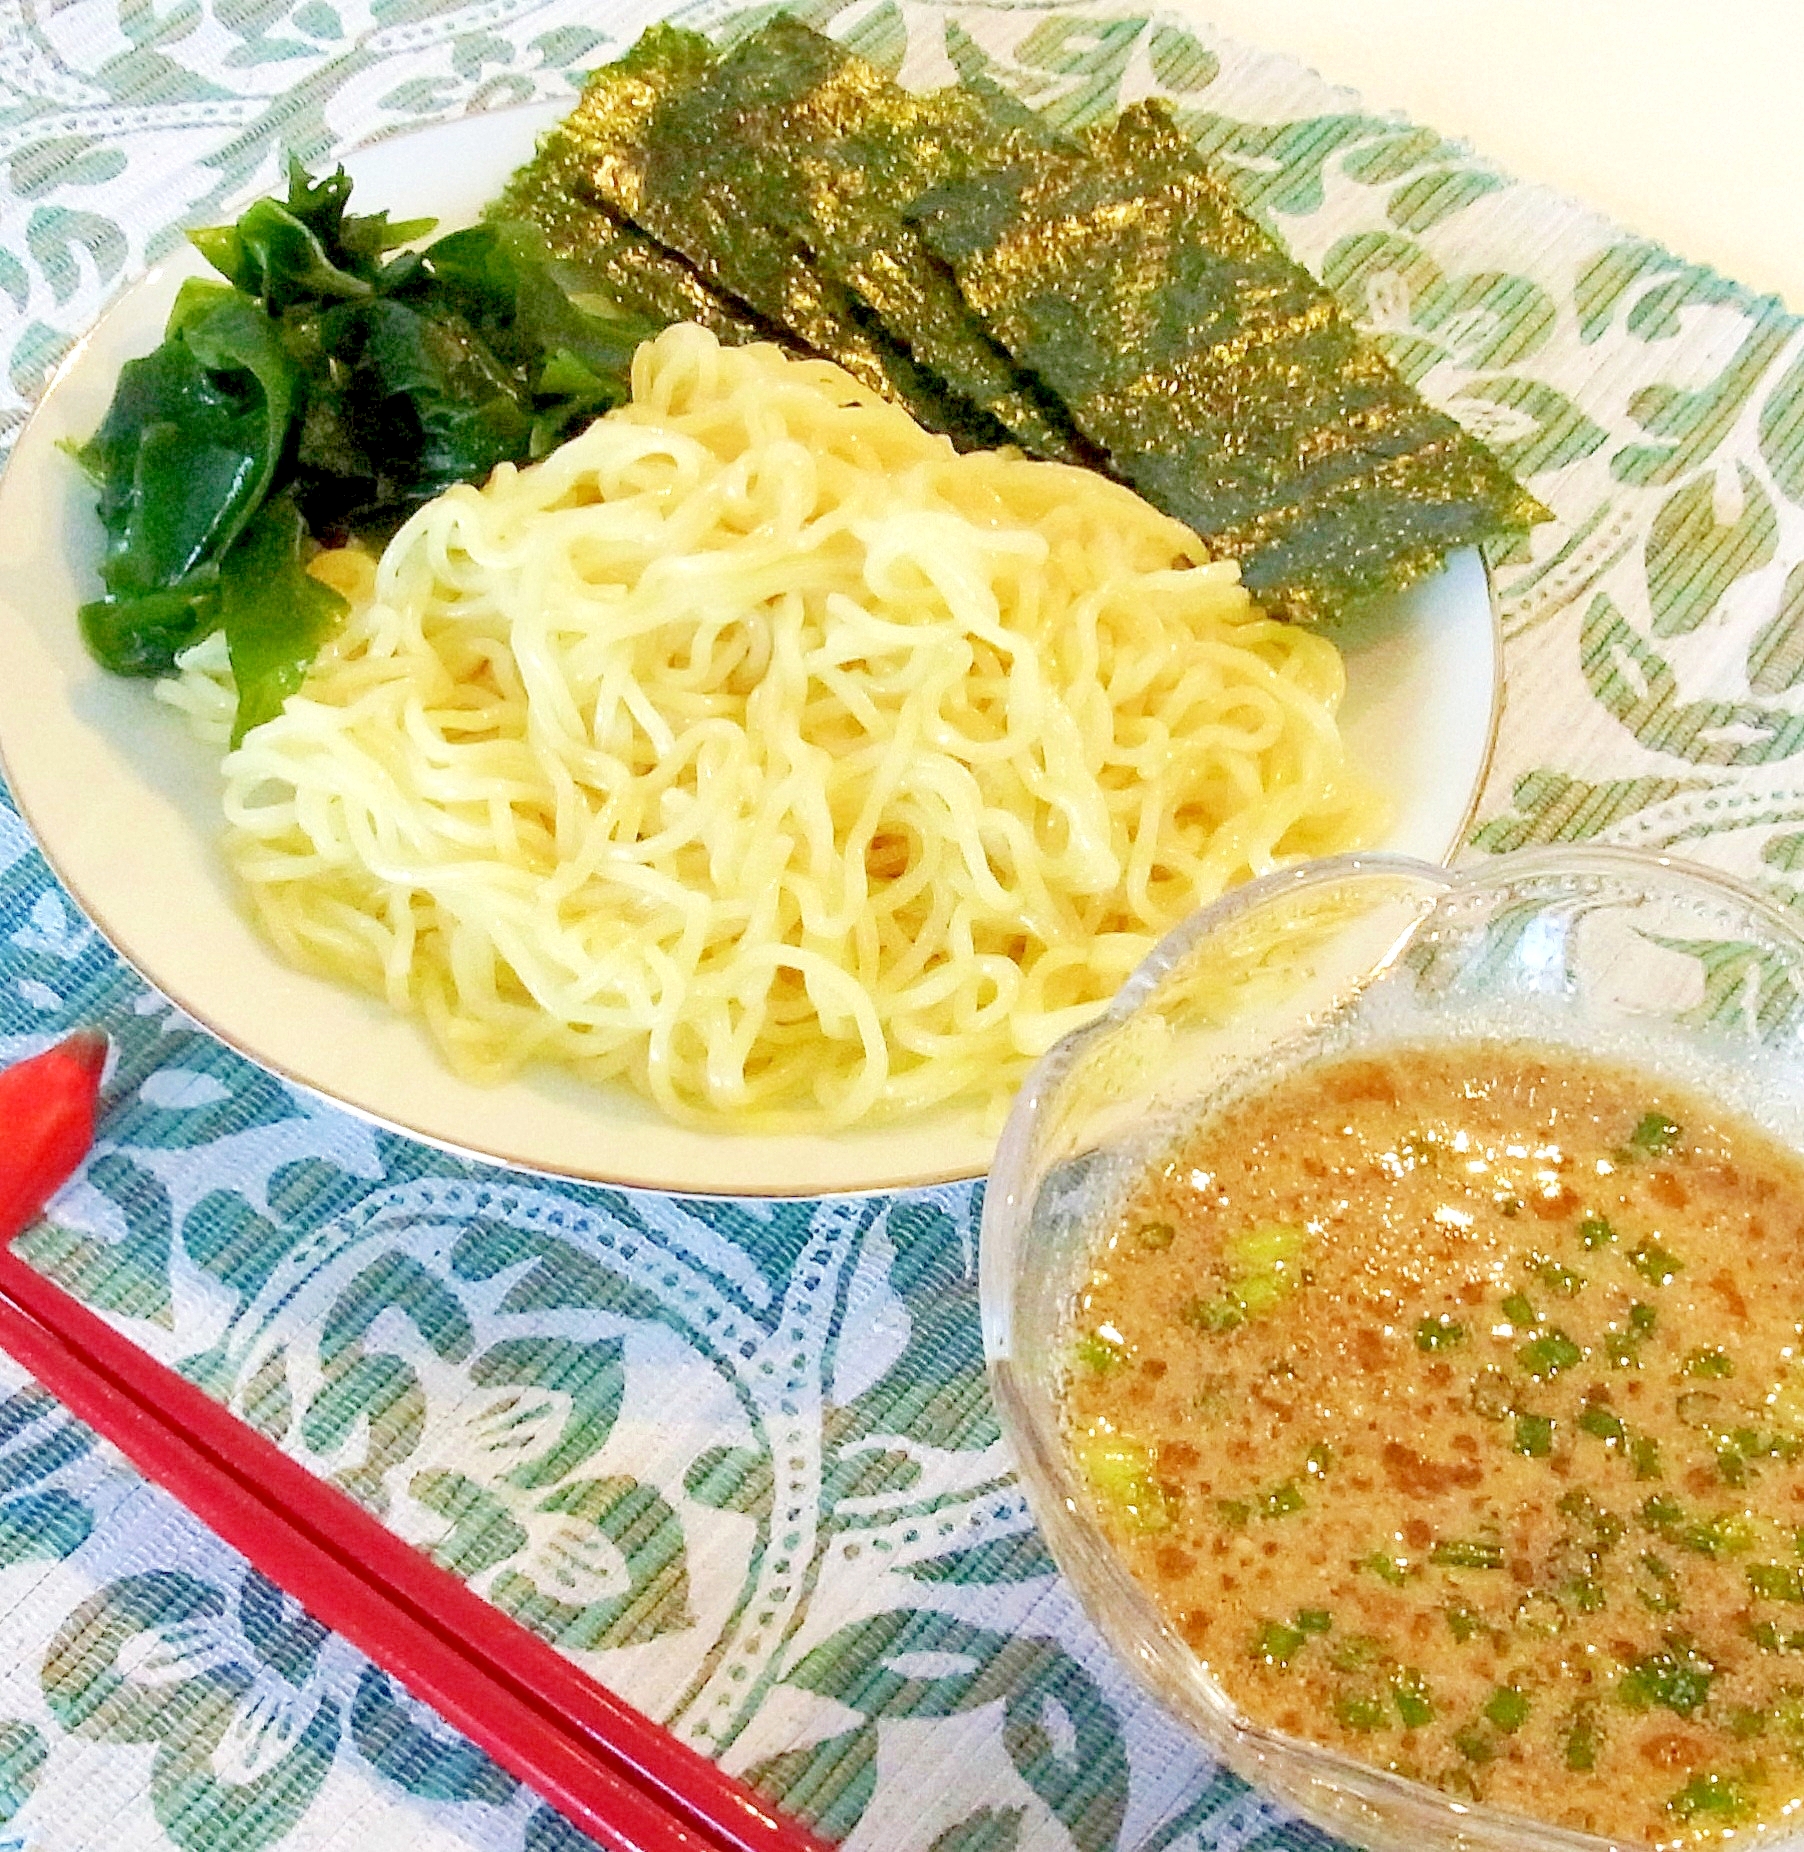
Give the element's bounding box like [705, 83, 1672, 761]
[1642, 1494, 1686, 1535]
[1748, 1563, 1804, 1602]
[1629, 1242, 1683, 1286]
[1333, 1690, 1388, 1732]
[1558, 1488, 1626, 1544]
[1564, 1707, 1600, 1771]
[1446, 1603, 1484, 1642]
[1617, 1639, 1717, 1716]
[1180, 1295, 1243, 1333]
[1358, 1551, 1413, 1587]
[1539, 1258, 1585, 1295]
[1252, 1618, 1307, 1666]
[1073, 1331, 1125, 1372]
[1329, 1634, 1381, 1673]
[1415, 1315, 1466, 1351]
[1518, 1328, 1584, 1379]
[1685, 1513, 1756, 1556]
[1432, 1539, 1505, 1571]
[1501, 1291, 1538, 1327]
[1629, 1112, 1683, 1157]
[1667, 1774, 1753, 1825]
[1632, 1513, 1723, 1571]
[1216, 1223, 1310, 1319]
[1513, 1413, 1555, 1457]
[1077, 1437, 1171, 1533]
[1225, 1221, 1308, 1271]
[1636, 1552, 1682, 1612]
[1392, 1668, 1434, 1728]
[1453, 1722, 1497, 1764]
[1578, 1403, 1626, 1444]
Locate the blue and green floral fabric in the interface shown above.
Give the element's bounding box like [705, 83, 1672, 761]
[5, 1, 1804, 1848]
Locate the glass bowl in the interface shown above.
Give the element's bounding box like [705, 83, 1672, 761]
[981, 847, 1804, 1852]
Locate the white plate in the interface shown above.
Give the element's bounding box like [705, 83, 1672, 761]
[0, 104, 1499, 1198]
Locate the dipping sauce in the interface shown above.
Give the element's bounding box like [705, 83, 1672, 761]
[1064, 1043, 1804, 1846]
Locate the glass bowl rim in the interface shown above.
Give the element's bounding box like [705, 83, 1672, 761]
[979, 844, 1804, 1852]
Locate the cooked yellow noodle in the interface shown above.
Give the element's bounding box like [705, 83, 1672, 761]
[183, 323, 1385, 1129]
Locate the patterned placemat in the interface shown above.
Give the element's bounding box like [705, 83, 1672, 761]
[3, 1, 1803, 1848]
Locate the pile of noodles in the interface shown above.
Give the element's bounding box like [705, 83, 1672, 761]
[160, 323, 1385, 1130]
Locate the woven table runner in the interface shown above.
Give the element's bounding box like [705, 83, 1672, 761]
[1, 2, 1800, 1848]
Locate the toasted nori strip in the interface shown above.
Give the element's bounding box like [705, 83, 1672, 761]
[672, 19, 1089, 463]
[913, 100, 1547, 621]
[517, 27, 858, 362]
[492, 148, 771, 343]
[541, 25, 998, 445]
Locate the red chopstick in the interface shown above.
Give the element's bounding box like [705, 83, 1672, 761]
[0, 1036, 826, 1852]
[0, 1030, 106, 1233]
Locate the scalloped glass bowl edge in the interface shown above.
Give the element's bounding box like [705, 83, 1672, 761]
[980, 847, 1804, 1852]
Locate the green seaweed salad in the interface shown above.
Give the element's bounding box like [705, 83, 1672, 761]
[72, 163, 659, 741]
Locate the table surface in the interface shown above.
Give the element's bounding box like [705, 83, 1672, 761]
[3, 4, 1804, 1852]
[1196, 0, 1804, 314]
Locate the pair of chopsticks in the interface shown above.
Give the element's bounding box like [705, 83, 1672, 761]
[0, 1033, 824, 1852]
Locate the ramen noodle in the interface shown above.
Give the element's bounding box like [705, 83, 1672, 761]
[164, 324, 1383, 1129]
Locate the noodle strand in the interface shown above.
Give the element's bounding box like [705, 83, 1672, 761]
[166, 325, 1386, 1130]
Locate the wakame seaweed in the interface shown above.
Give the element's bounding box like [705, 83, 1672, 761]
[913, 101, 1546, 620]
[643, 19, 1087, 461]
[75, 160, 660, 731]
[541, 25, 1006, 446]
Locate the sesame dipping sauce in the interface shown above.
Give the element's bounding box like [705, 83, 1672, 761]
[1062, 1042, 1804, 1847]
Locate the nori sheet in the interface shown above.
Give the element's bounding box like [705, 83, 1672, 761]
[541, 25, 1000, 445]
[492, 148, 771, 344]
[913, 100, 1547, 621]
[666, 19, 1090, 463]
